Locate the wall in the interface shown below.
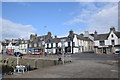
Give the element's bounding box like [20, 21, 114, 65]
[107, 31, 118, 45]
[19, 44, 28, 54]
[0, 43, 1, 52]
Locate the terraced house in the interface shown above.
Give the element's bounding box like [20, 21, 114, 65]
[28, 32, 52, 54]
[94, 27, 120, 54]
[45, 30, 94, 54]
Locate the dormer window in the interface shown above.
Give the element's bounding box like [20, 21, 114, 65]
[111, 34, 113, 38]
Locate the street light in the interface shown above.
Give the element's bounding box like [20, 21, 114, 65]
[42, 40, 45, 56]
[61, 39, 66, 64]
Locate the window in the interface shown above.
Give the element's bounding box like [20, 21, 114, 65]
[39, 43, 41, 47]
[51, 43, 53, 48]
[34, 43, 37, 47]
[111, 40, 115, 45]
[68, 42, 70, 47]
[111, 34, 114, 38]
[99, 41, 105, 46]
[47, 44, 49, 48]
[29, 44, 32, 47]
[56, 43, 58, 47]
[22, 41, 24, 43]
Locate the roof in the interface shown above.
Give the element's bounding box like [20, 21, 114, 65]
[76, 34, 93, 41]
[90, 34, 94, 37]
[94, 31, 120, 41]
[2, 43, 9, 46]
[114, 31, 120, 38]
[46, 37, 71, 43]
[94, 33, 109, 41]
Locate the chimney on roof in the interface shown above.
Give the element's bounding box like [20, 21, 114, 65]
[35, 34, 37, 36]
[47, 32, 51, 36]
[94, 30, 97, 38]
[54, 35, 57, 38]
[68, 30, 74, 38]
[110, 27, 115, 32]
[84, 31, 89, 37]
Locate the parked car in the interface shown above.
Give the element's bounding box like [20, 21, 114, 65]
[115, 49, 120, 54]
[14, 52, 23, 57]
[7, 52, 13, 55]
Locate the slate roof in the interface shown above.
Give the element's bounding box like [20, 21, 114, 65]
[76, 34, 93, 41]
[90, 34, 94, 37]
[94, 31, 120, 41]
[114, 32, 120, 38]
[2, 43, 9, 46]
[46, 37, 71, 43]
[94, 33, 109, 41]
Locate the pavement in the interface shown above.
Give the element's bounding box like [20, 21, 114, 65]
[3, 53, 119, 78]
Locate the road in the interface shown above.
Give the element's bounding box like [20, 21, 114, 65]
[3, 53, 119, 78]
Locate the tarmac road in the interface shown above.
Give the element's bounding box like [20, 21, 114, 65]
[3, 53, 119, 78]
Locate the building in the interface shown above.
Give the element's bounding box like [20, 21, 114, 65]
[94, 27, 120, 54]
[6, 42, 19, 53]
[45, 30, 94, 54]
[18, 39, 29, 54]
[28, 32, 52, 54]
[0, 42, 2, 53]
[45, 37, 72, 54]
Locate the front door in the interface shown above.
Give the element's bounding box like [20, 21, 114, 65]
[103, 48, 106, 54]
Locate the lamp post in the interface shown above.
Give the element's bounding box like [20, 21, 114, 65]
[61, 39, 66, 64]
[42, 41, 45, 56]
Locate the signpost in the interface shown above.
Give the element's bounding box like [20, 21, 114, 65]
[61, 39, 66, 64]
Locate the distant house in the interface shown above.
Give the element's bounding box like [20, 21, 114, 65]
[2, 43, 9, 54]
[6, 42, 19, 53]
[18, 39, 29, 54]
[94, 27, 120, 54]
[28, 32, 52, 54]
[0, 42, 2, 53]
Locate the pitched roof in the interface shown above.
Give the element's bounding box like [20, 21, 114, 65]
[46, 37, 71, 43]
[94, 33, 109, 41]
[2, 43, 9, 46]
[114, 31, 120, 38]
[76, 34, 93, 41]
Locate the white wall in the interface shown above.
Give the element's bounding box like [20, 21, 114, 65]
[0, 43, 2, 53]
[73, 48, 79, 53]
[19, 44, 28, 54]
[58, 42, 62, 47]
[94, 40, 99, 46]
[118, 39, 120, 44]
[64, 42, 68, 47]
[53, 43, 56, 47]
[73, 35, 78, 47]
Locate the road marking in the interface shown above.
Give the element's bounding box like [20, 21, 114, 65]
[110, 70, 118, 72]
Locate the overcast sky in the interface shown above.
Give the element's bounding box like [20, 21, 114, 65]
[1, 2, 118, 40]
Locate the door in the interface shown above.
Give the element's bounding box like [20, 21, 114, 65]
[103, 48, 106, 54]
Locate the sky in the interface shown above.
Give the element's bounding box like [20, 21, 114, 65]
[1, 2, 118, 40]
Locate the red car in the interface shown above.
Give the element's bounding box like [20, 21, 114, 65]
[7, 52, 12, 55]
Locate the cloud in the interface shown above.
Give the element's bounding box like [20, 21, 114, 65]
[64, 17, 86, 25]
[64, 2, 118, 34]
[0, 18, 36, 40]
[87, 4, 118, 33]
